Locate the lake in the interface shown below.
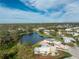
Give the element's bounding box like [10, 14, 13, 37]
[21, 32, 45, 44]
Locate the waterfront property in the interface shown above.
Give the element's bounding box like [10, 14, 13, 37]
[34, 38, 69, 56]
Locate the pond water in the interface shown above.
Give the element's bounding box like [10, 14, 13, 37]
[21, 32, 45, 44]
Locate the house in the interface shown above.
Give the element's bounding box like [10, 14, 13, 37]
[57, 31, 62, 35]
[38, 27, 45, 30]
[76, 29, 79, 33]
[34, 38, 58, 56]
[34, 38, 68, 56]
[63, 37, 75, 43]
[50, 46, 58, 56]
[73, 33, 79, 36]
[18, 28, 25, 31]
[65, 28, 72, 32]
[53, 41, 69, 50]
[65, 28, 74, 35]
[39, 38, 55, 45]
[50, 29, 55, 32]
[34, 46, 50, 55]
[39, 40, 50, 46]
[34, 45, 58, 56]
[39, 38, 68, 49]
[53, 41, 61, 45]
[33, 28, 39, 32]
[43, 30, 50, 35]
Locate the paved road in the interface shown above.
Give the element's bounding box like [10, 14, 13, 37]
[65, 47, 79, 59]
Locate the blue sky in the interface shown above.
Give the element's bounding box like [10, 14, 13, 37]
[0, 0, 79, 23]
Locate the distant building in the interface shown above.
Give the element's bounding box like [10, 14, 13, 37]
[73, 33, 79, 36]
[43, 30, 50, 35]
[63, 37, 75, 43]
[65, 28, 72, 32]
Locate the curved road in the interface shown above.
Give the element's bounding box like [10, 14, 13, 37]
[65, 47, 79, 59]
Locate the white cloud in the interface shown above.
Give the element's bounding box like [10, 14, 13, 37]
[21, 0, 56, 10]
[0, 0, 79, 23]
[21, 0, 77, 10]
[60, 1, 79, 22]
[20, 0, 78, 17]
[0, 6, 61, 23]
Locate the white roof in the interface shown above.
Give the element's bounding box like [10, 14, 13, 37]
[63, 37, 75, 43]
[65, 28, 72, 31]
[34, 46, 50, 52]
[73, 33, 79, 36]
[63, 37, 75, 40]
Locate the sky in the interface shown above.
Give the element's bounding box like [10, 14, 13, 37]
[0, 0, 79, 23]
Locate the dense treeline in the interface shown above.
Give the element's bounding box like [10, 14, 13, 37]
[0, 23, 79, 30]
[0, 28, 35, 59]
